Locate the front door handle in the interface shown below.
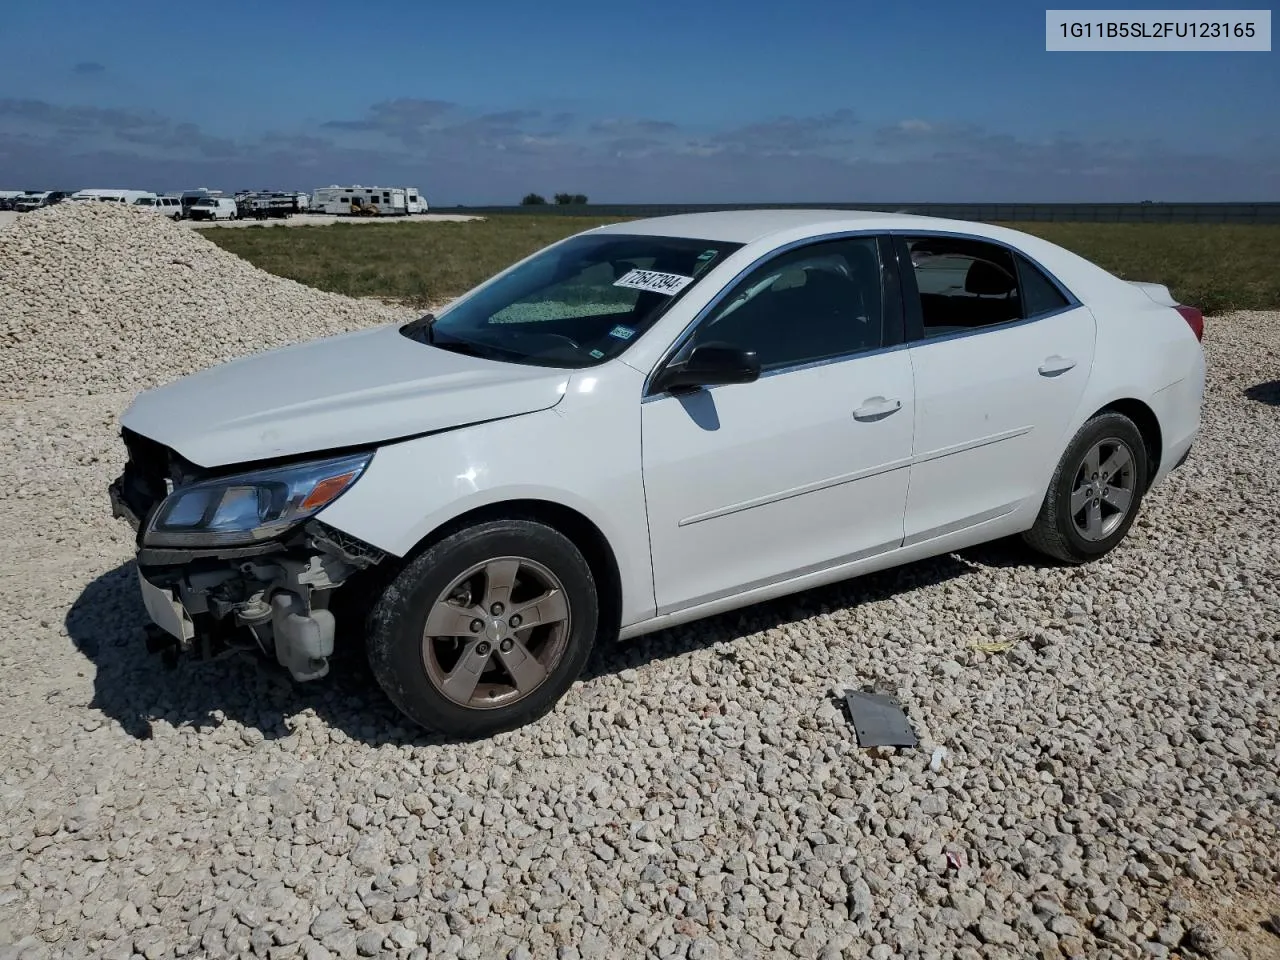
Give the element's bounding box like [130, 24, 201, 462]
[1038, 355, 1077, 377]
[853, 397, 903, 421]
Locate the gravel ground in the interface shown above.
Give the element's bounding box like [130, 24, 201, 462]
[0, 203, 1277, 960]
[0, 203, 412, 399]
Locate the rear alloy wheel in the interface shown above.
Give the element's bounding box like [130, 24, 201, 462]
[1069, 438, 1137, 543]
[1023, 411, 1149, 564]
[367, 520, 598, 736]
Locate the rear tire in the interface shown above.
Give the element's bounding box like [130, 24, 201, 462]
[1022, 412, 1148, 564]
[366, 519, 598, 737]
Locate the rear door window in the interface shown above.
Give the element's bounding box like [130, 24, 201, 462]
[900, 236, 1075, 339]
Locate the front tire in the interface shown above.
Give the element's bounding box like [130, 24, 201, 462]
[1023, 411, 1148, 564]
[367, 519, 598, 737]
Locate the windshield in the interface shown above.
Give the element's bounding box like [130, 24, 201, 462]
[407, 233, 741, 368]
[193, 200, 214, 207]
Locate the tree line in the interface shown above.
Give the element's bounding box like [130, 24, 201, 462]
[521, 193, 588, 206]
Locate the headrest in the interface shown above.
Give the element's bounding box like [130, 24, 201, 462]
[965, 259, 1016, 296]
[770, 266, 808, 291]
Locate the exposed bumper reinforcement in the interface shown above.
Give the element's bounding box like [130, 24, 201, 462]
[137, 570, 195, 643]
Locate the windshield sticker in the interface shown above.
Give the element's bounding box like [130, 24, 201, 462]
[589, 348, 605, 358]
[693, 249, 720, 276]
[613, 268, 693, 296]
[608, 325, 636, 341]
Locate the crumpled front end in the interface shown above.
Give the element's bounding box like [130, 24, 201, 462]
[109, 427, 388, 680]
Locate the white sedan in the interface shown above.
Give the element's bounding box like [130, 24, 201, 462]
[110, 210, 1205, 735]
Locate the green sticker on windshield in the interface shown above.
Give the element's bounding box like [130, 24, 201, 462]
[693, 249, 720, 275]
[590, 349, 605, 358]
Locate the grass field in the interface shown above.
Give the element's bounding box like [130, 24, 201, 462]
[204, 215, 1280, 314]
[1011, 222, 1278, 315]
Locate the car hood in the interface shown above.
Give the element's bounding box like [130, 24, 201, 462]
[120, 322, 571, 467]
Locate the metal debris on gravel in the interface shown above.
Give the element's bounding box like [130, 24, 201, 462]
[0, 200, 1277, 959]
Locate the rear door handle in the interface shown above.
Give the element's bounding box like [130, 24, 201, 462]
[853, 397, 903, 421]
[1038, 355, 1077, 377]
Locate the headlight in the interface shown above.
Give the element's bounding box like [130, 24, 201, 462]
[143, 452, 372, 548]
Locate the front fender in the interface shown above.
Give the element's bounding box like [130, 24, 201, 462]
[316, 372, 656, 626]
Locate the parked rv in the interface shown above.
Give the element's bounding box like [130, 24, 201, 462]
[188, 197, 239, 221]
[310, 185, 421, 216]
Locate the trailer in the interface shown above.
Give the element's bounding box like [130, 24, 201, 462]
[235, 191, 298, 220]
[310, 185, 419, 216]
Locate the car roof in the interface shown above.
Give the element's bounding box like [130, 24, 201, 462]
[588, 208, 994, 245]
[584, 207, 1129, 304]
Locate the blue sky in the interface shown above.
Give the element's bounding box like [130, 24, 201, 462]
[1, 0, 1276, 202]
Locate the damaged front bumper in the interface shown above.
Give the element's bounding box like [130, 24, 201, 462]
[137, 571, 195, 644]
[109, 472, 387, 682]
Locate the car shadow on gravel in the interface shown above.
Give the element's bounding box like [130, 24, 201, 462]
[67, 538, 1037, 745]
[580, 535, 1039, 681]
[1243, 379, 1280, 406]
[65, 561, 428, 745]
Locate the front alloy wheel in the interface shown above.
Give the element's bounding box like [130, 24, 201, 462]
[367, 519, 598, 736]
[422, 557, 571, 709]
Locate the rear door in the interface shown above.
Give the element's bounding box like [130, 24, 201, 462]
[895, 233, 1096, 544]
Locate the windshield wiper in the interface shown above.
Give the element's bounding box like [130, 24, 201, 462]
[429, 335, 494, 359]
[399, 313, 436, 344]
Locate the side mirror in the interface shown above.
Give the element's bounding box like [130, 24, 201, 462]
[654, 341, 761, 394]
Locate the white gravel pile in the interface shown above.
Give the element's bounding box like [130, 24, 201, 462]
[0, 202, 411, 400]
[0, 200, 1277, 960]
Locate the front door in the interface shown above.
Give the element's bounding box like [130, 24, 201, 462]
[641, 235, 916, 614]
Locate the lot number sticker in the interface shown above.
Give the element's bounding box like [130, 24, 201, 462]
[614, 268, 693, 295]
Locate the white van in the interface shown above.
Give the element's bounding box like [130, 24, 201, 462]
[14, 192, 52, 212]
[188, 197, 239, 221]
[133, 195, 183, 219]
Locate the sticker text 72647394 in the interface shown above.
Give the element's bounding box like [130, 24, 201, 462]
[613, 268, 694, 296]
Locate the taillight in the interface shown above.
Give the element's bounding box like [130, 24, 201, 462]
[1175, 305, 1204, 342]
